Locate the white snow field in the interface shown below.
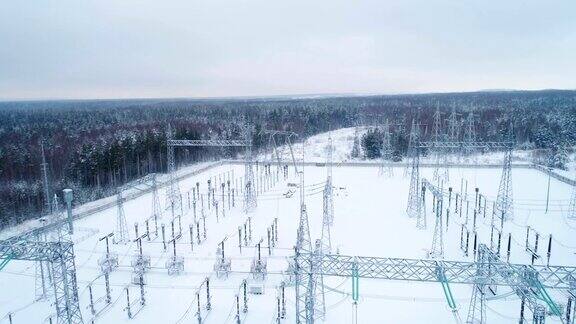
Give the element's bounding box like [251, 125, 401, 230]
[1, 158, 575, 323]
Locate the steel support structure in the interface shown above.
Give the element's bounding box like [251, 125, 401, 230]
[295, 244, 574, 323]
[1, 238, 83, 324]
[167, 125, 256, 213]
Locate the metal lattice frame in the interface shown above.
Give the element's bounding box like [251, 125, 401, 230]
[295, 244, 573, 323]
[495, 149, 514, 221]
[1, 239, 83, 324]
[423, 178, 444, 258]
[294, 250, 576, 288]
[166, 125, 255, 213]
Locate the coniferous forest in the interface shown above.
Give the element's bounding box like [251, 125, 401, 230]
[1, 90, 575, 228]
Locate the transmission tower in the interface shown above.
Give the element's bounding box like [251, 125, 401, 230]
[311, 240, 326, 321]
[404, 119, 419, 177]
[429, 194, 444, 258]
[464, 112, 476, 156]
[151, 175, 162, 221]
[243, 123, 257, 213]
[295, 171, 314, 323]
[447, 107, 460, 142]
[165, 124, 182, 219]
[466, 249, 488, 324]
[379, 119, 394, 177]
[432, 107, 446, 183]
[406, 121, 421, 219]
[496, 124, 514, 222]
[321, 149, 334, 255]
[114, 191, 129, 244]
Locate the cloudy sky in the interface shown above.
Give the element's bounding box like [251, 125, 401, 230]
[1, 0, 575, 100]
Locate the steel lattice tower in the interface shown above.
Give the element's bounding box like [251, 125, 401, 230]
[406, 121, 421, 219]
[429, 196, 444, 258]
[404, 119, 419, 177]
[311, 240, 326, 321]
[321, 134, 334, 266]
[379, 119, 394, 177]
[243, 124, 257, 213]
[447, 107, 460, 142]
[466, 249, 488, 324]
[166, 124, 182, 219]
[496, 125, 514, 221]
[447, 107, 461, 165]
[432, 107, 444, 183]
[151, 175, 162, 221]
[464, 112, 476, 156]
[114, 191, 129, 244]
[34, 231, 50, 301]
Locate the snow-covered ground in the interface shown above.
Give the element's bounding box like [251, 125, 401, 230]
[1, 159, 575, 323]
[2, 127, 576, 323]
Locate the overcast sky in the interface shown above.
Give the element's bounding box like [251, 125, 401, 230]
[1, 0, 575, 100]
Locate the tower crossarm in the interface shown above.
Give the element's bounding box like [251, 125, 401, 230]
[421, 178, 443, 201]
[295, 252, 576, 289]
[168, 139, 251, 147]
[0, 238, 69, 262]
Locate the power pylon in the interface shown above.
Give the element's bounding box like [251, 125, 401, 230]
[447, 107, 461, 165]
[432, 106, 446, 184]
[496, 124, 514, 222]
[295, 162, 319, 323]
[151, 175, 162, 221]
[166, 124, 182, 219]
[320, 134, 334, 258]
[429, 194, 444, 258]
[379, 119, 394, 177]
[447, 106, 460, 142]
[406, 121, 421, 219]
[464, 112, 476, 156]
[243, 124, 257, 213]
[311, 240, 326, 321]
[114, 191, 129, 244]
[404, 119, 419, 177]
[466, 250, 488, 324]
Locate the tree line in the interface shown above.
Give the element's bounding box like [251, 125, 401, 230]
[0, 90, 575, 228]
